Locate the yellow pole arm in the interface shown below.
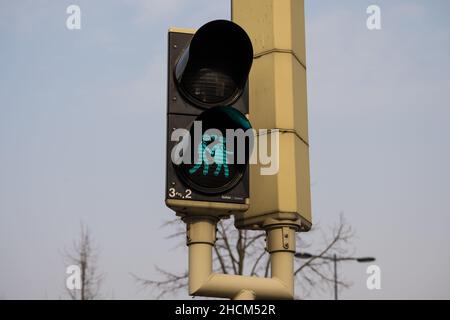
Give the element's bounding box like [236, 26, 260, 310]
[185, 216, 296, 300]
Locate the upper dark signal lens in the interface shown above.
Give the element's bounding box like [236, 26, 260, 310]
[175, 20, 253, 108]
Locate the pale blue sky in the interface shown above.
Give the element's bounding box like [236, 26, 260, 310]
[1, 0, 449, 299]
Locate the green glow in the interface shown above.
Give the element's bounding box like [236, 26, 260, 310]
[189, 134, 233, 178]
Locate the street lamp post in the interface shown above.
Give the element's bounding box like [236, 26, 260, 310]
[333, 254, 337, 300]
[295, 252, 375, 300]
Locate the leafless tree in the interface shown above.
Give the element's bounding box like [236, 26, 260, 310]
[133, 214, 354, 299]
[64, 223, 103, 300]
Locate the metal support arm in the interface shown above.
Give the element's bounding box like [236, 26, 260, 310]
[185, 216, 296, 300]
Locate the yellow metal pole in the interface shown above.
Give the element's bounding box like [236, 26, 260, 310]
[185, 216, 216, 294]
[233, 289, 256, 300]
[267, 225, 296, 294]
[232, 0, 312, 232]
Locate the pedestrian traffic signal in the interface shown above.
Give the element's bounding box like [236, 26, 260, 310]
[165, 20, 254, 216]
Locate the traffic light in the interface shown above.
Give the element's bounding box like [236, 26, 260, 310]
[165, 20, 254, 216]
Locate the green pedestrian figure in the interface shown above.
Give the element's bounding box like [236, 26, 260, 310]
[189, 133, 212, 176]
[189, 134, 233, 178]
[209, 135, 232, 178]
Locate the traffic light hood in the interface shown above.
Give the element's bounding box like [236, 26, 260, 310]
[175, 20, 253, 108]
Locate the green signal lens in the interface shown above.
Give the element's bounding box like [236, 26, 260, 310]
[175, 106, 252, 194]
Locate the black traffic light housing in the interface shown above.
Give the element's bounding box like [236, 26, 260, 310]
[165, 20, 253, 216]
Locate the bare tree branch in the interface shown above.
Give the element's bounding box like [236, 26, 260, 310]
[213, 245, 229, 274]
[250, 250, 268, 276]
[218, 221, 239, 274]
[132, 267, 188, 300]
[264, 256, 271, 278]
[294, 215, 353, 276]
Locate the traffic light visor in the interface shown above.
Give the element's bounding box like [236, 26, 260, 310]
[175, 20, 253, 108]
